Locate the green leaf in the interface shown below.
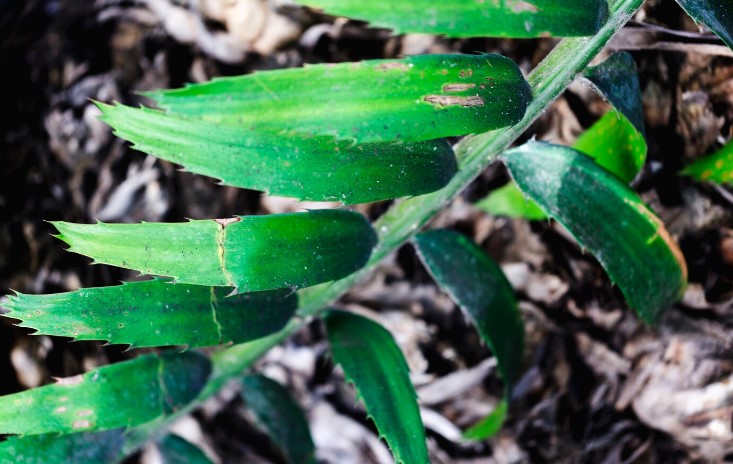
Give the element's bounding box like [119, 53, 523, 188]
[582, 52, 645, 138]
[295, 0, 608, 38]
[463, 399, 508, 441]
[414, 230, 523, 440]
[414, 229, 524, 387]
[98, 104, 457, 205]
[325, 311, 428, 464]
[146, 54, 531, 143]
[158, 435, 213, 464]
[574, 110, 646, 183]
[52, 210, 376, 293]
[241, 374, 317, 464]
[0, 351, 211, 435]
[676, 0, 733, 50]
[475, 181, 547, 220]
[480, 110, 646, 220]
[0, 429, 126, 463]
[503, 141, 687, 322]
[681, 139, 733, 184]
[2, 279, 297, 349]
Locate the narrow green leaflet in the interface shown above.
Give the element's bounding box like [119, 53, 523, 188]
[503, 141, 687, 321]
[414, 230, 524, 388]
[158, 435, 213, 464]
[414, 229, 523, 439]
[475, 181, 547, 220]
[146, 54, 532, 143]
[582, 52, 646, 138]
[241, 374, 317, 464]
[295, 0, 608, 38]
[676, 0, 733, 50]
[573, 110, 646, 183]
[0, 351, 211, 435]
[98, 103, 457, 204]
[0, 429, 126, 463]
[325, 311, 428, 464]
[2, 279, 297, 349]
[52, 210, 376, 293]
[681, 139, 733, 184]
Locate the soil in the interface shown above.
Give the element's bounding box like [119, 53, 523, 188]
[1, 1, 732, 463]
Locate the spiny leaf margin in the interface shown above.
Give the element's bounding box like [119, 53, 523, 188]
[325, 310, 428, 464]
[2, 278, 297, 349]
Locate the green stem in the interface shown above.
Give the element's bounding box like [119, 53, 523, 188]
[121, 0, 645, 456]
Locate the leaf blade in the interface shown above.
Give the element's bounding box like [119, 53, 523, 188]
[158, 435, 214, 464]
[676, 0, 733, 50]
[503, 141, 687, 321]
[52, 210, 376, 293]
[2, 279, 297, 349]
[98, 103, 457, 204]
[295, 0, 608, 38]
[0, 351, 211, 435]
[414, 229, 524, 388]
[146, 54, 532, 143]
[241, 374, 317, 464]
[681, 139, 733, 185]
[325, 311, 428, 464]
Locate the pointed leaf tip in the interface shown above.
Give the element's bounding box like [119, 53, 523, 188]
[326, 310, 428, 464]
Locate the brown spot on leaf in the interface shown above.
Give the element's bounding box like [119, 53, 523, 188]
[73, 420, 91, 429]
[214, 217, 241, 228]
[55, 374, 83, 386]
[376, 62, 409, 72]
[55, 406, 67, 413]
[443, 83, 476, 92]
[424, 95, 484, 107]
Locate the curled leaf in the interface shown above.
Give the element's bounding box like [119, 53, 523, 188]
[503, 141, 687, 322]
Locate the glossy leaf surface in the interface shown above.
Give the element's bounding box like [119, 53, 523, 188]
[681, 139, 733, 184]
[475, 181, 547, 220]
[574, 110, 646, 183]
[241, 374, 316, 464]
[295, 0, 608, 38]
[325, 311, 428, 464]
[503, 141, 687, 321]
[146, 54, 531, 143]
[52, 210, 376, 293]
[99, 103, 457, 204]
[3, 279, 296, 349]
[676, 0, 733, 50]
[0, 351, 211, 435]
